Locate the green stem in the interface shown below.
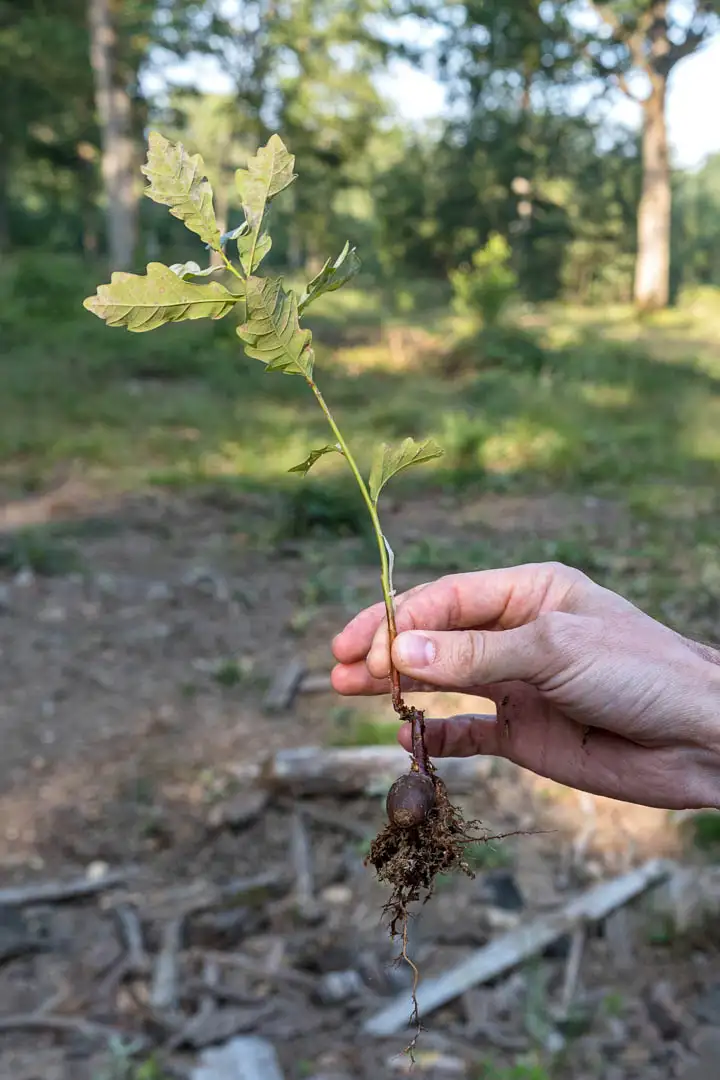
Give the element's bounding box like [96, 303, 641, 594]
[220, 250, 245, 283]
[305, 376, 404, 712]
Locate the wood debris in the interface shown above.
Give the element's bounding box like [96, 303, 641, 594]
[363, 858, 675, 1035]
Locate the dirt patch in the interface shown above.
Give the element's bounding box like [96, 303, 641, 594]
[0, 487, 714, 1079]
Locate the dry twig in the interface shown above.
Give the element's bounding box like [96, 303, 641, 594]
[364, 858, 674, 1035]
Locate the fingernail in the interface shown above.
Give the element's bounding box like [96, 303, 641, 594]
[395, 632, 435, 668]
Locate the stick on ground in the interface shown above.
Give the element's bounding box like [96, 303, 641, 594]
[0, 869, 131, 908]
[0, 1014, 148, 1048]
[249, 743, 498, 797]
[363, 858, 674, 1035]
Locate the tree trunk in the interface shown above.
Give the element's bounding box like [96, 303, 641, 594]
[634, 78, 671, 311]
[88, 0, 137, 269]
[0, 150, 9, 254]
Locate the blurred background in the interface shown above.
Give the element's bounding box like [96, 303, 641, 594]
[1, 1, 720, 1079]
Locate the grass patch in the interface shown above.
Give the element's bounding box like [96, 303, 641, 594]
[477, 1061, 552, 1080]
[681, 810, 720, 856]
[328, 705, 400, 747]
[1, 258, 719, 643]
[0, 527, 80, 577]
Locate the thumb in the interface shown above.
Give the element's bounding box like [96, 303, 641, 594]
[392, 616, 572, 689]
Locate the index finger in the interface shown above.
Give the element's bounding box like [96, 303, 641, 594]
[332, 563, 591, 666]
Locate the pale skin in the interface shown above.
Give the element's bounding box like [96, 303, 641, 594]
[331, 562, 720, 811]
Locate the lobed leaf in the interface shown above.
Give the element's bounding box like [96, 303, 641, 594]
[288, 444, 343, 476]
[141, 132, 221, 250]
[237, 230, 272, 274]
[238, 276, 314, 377]
[368, 437, 444, 504]
[298, 242, 361, 314]
[83, 262, 238, 332]
[169, 261, 222, 279]
[235, 134, 296, 233]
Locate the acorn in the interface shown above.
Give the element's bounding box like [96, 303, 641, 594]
[386, 771, 436, 828]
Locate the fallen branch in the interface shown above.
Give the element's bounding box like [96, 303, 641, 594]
[0, 869, 131, 909]
[167, 957, 219, 1052]
[113, 870, 289, 921]
[290, 810, 316, 920]
[238, 743, 499, 797]
[279, 798, 369, 840]
[363, 858, 674, 1035]
[151, 916, 185, 1014]
[263, 659, 307, 712]
[114, 903, 149, 972]
[191, 949, 318, 992]
[0, 1013, 148, 1048]
[557, 926, 586, 1019]
[95, 903, 150, 1005]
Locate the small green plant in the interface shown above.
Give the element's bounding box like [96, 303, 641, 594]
[84, 128, 491, 1049]
[329, 705, 401, 747]
[478, 1058, 552, 1080]
[0, 527, 80, 577]
[450, 233, 518, 327]
[684, 809, 720, 854]
[94, 1039, 169, 1080]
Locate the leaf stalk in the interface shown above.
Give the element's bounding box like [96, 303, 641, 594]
[304, 376, 403, 711]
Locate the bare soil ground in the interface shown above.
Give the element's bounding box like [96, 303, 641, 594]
[0, 487, 717, 1080]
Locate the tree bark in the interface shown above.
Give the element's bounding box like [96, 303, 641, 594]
[87, 0, 137, 269]
[634, 77, 671, 311]
[0, 150, 9, 254]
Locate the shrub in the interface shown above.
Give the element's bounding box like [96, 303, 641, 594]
[450, 233, 518, 327]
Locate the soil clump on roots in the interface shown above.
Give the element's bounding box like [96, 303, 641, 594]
[366, 707, 489, 935]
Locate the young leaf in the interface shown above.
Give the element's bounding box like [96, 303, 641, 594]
[238, 276, 314, 377]
[298, 242, 361, 314]
[235, 134, 296, 233]
[237, 231, 272, 274]
[221, 223, 249, 245]
[289, 445, 342, 476]
[141, 132, 222, 250]
[169, 261, 222, 279]
[369, 437, 444, 504]
[83, 262, 238, 332]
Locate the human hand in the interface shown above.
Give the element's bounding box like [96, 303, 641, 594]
[331, 563, 720, 810]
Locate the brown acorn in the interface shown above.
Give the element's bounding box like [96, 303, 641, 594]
[386, 771, 436, 828]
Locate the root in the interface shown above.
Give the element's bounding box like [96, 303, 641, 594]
[367, 701, 492, 1052]
[367, 775, 486, 933]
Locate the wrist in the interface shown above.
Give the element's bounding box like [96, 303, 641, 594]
[694, 657, 720, 809]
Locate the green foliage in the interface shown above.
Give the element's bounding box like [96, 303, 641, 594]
[289, 445, 342, 476]
[212, 657, 255, 688]
[277, 484, 369, 540]
[141, 131, 223, 250]
[238, 276, 314, 376]
[444, 326, 549, 376]
[85, 127, 442, 639]
[450, 234, 518, 327]
[330, 711, 401, 747]
[234, 133, 297, 232]
[369, 437, 444, 504]
[237, 227, 273, 274]
[299, 242, 362, 313]
[84, 263, 238, 332]
[94, 1040, 170, 1080]
[684, 810, 720, 855]
[0, 528, 79, 577]
[478, 1063, 551, 1080]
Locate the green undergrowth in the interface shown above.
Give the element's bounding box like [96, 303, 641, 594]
[1, 258, 719, 642]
